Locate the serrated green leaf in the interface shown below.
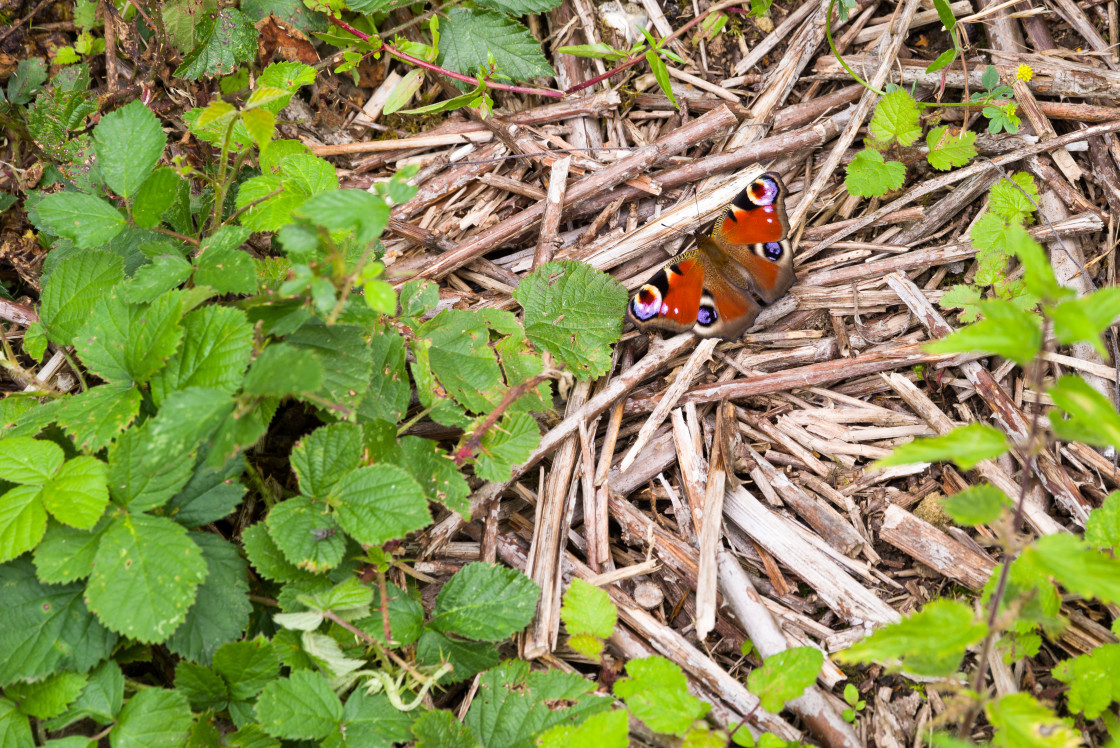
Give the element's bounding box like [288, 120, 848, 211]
[242, 108, 276, 149]
[241, 521, 313, 583]
[1086, 491, 1120, 550]
[255, 670, 343, 740]
[1051, 643, 1120, 719]
[6, 57, 48, 106]
[614, 657, 709, 736]
[48, 659, 123, 728]
[175, 8, 258, 80]
[285, 321, 372, 409]
[561, 577, 616, 651]
[39, 249, 125, 345]
[926, 126, 976, 171]
[1022, 533, 1120, 605]
[940, 483, 1010, 525]
[149, 305, 254, 407]
[166, 533, 251, 664]
[93, 101, 165, 199]
[0, 436, 64, 484]
[0, 559, 117, 685]
[291, 423, 363, 499]
[835, 599, 987, 676]
[1049, 375, 1120, 451]
[845, 148, 905, 198]
[110, 689, 193, 748]
[0, 698, 32, 748]
[295, 189, 389, 246]
[266, 496, 346, 572]
[42, 456, 108, 530]
[412, 709, 477, 748]
[124, 254, 193, 303]
[386, 436, 471, 518]
[1052, 287, 1120, 358]
[161, 451, 247, 527]
[107, 426, 195, 512]
[341, 690, 416, 748]
[6, 672, 88, 720]
[514, 261, 626, 379]
[472, 412, 540, 483]
[86, 513, 209, 643]
[33, 519, 106, 584]
[875, 422, 1009, 471]
[989, 172, 1038, 223]
[0, 486, 47, 563]
[74, 289, 186, 385]
[241, 343, 324, 398]
[476, 0, 560, 12]
[37, 193, 126, 250]
[132, 168, 181, 229]
[357, 328, 410, 423]
[174, 661, 229, 712]
[194, 227, 258, 295]
[747, 647, 823, 714]
[438, 8, 555, 83]
[537, 706, 628, 748]
[416, 310, 504, 413]
[415, 629, 499, 684]
[869, 89, 921, 146]
[356, 582, 424, 647]
[207, 398, 279, 469]
[429, 562, 539, 641]
[939, 284, 982, 323]
[162, 0, 219, 53]
[924, 298, 1042, 365]
[985, 692, 1080, 748]
[330, 464, 431, 547]
[214, 635, 280, 702]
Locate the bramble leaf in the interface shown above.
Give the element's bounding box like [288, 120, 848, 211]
[747, 647, 824, 714]
[93, 101, 165, 199]
[330, 464, 431, 547]
[926, 126, 976, 171]
[255, 670, 343, 740]
[429, 562, 539, 642]
[175, 8, 258, 80]
[472, 412, 540, 483]
[438, 8, 555, 83]
[874, 423, 1010, 471]
[869, 89, 921, 146]
[924, 298, 1042, 365]
[845, 148, 905, 198]
[614, 657, 709, 736]
[940, 484, 1010, 526]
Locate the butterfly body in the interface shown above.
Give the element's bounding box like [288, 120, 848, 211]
[628, 172, 795, 339]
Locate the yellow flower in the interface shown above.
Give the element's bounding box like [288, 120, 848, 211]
[1016, 64, 1033, 82]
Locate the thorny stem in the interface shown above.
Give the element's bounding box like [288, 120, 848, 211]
[957, 317, 1051, 739]
[453, 374, 550, 466]
[149, 225, 201, 248]
[327, 16, 564, 98]
[375, 567, 393, 645]
[565, 0, 745, 95]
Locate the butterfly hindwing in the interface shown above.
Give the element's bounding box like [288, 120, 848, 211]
[628, 171, 796, 339]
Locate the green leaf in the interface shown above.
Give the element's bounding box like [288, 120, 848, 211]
[6, 57, 48, 106]
[514, 261, 627, 379]
[747, 647, 823, 714]
[382, 69, 425, 115]
[1003, 223, 1067, 302]
[265, 496, 346, 572]
[296, 189, 389, 246]
[416, 310, 504, 413]
[39, 249, 124, 345]
[124, 254, 193, 303]
[0, 486, 47, 563]
[1086, 491, 1120, 550]
[132, 168, 181, 229]
[33, 519, 105, 584]
[473, 412, 540, 483]
[329, 464, 431, 547]
[645, 50, 677, 109]
[0, 436, 64, 484]
[939, 284, 982, 323]
[835, 599, 987, 677]
[291, 423, 363, 499]
[42, 456, 108, 529]
[1051, 287, 1120, 358]
[141, 388, 234, 468]
[357, 328, 410, 424]
[400, 279, 439, 320]
[340, 690, 416, 748]
[1052, 643, 1120, 719]
[37, 193, 126, 250]
[21, 322, 47, 362]
[165, 533, 251, 664]
[985, 692, 1080, 748]
[243, 108, 275, 150]
[981, 64, 999, 91]
[1049, 375, 1120, 451]
[5, 672, 88, 720]
[86, 513, 209, 643]
[537, 709, 629, 748]
[174, 662, 229, 712]
[242, 0, 327, 31]
[416, 629, 500, 684]
[107, 426, 195, 512]
[48, 659, 123, 727]
[989, 172, 1038, 223]
[387, 436, 471, 518]
[285, 321, 372, 409]
[214, 635, 280, 702]
[940, 484, 1010, 525]
[194, 226, 258, 295]
[926, 126, 976, 171]
[844, 148, 905, 198]
[438, 8, 556, 83]
[255, 670, 343, 740]
[74, 289, 186, 385]
[412, 709, 477, 748]
[869, 89, 921, 146]
[560, 578, 616, 659]
[874, 423, 1010, 471]
[356, 582, 424, 647]
[162, 0, 218, 53]
[241, 343, 324, 398]
[0, 559, 117, 685]
[924, 297, 1042, 365]
[925, 47, 957, 74]
[149, 305, 254, 407]
[242, 521, 313, 583]
[175, 8, 259, 79]
[207, 398, 278, 469]
[476, 0, 560, 12]
[614, 657, 709, 736]
[429, 562, 539, 642]
[93, 101, 166, 199]
[0, 698, 32, 748]
[109, 689, 193, 748]
[1022, 533, 1120, 605]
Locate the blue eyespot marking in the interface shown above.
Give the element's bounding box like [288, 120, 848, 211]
[697, 305, 717, 326]
[763, 242, 783, 261]
[632, 286, 661, 321]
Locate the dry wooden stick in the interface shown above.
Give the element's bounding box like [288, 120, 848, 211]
[718, 550, 861, 748]
[879, 505, 996, 590]
[696, 402, 732, 640]
[532, 156, 571, 270]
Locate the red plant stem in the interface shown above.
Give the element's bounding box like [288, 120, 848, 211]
[328, 15, 564, 99]
[565, 0, 743, 94]
[454, 374, 550, 466]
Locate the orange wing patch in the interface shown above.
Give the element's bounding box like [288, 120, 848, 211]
[716, 205, 784, 245]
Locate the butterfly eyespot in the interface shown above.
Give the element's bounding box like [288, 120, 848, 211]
[697, 304, 718, 326]
[631, 285, 662, 321]
[762, 242, 783, 261]
[748, 175, 781, 206]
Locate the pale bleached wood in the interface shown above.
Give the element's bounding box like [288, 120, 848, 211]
[671, 408, 704, 544]
[879, 505, 996, 590]
[696, 404, 732, 640]
[532, 156, 572, 270]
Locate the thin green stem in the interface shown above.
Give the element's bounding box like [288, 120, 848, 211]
[826, 0, 885, 97]
[210, 117, 239, 233]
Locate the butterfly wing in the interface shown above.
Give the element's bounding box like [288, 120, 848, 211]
[710, 172, 795, 303]
[628, 247, 761, 340]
